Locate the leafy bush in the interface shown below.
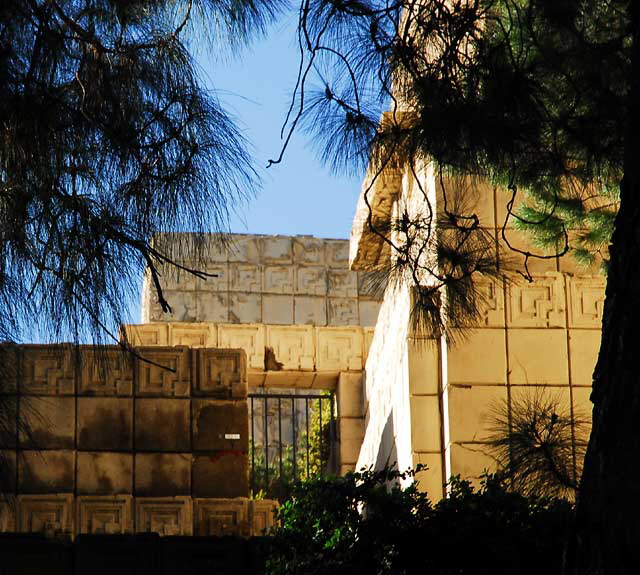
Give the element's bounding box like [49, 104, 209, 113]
[267, 467, 573, 575]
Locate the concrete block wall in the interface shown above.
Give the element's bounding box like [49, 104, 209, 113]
[143, 234, 382, 327]
[443, 272, 601, 484]
[349, 161, 603, 498]
[0, 345, 278, 537]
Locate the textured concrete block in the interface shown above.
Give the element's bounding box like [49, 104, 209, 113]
[135, 399, 190, 452]
[0, 397, 17, 448]
[358, 300, 381, 327]
[294, 296, 327, 325]
[195, 349, 247, 399]
[325, 240, 349, 268]
[134, 453, 191, 496]
[193, 452, 249, 498]
[413, 452, 444, 501]
[337, 373, 363, 418]
[19, 396, 75, 449]
[263, 266, 294, 294]
[229, 293, 262, 323]
[328, 298, 359, 325]
[229, 263, 262, 292]
[162, 290, 198, 322]
[193, 498, 250, 536]
[449, 443, 497, 483]
[17, 494, 74, 535]
[508, 329, 569, 385]
[121, 324, 169, 346]
[168, 323, 215, 348]
[328, 270, 358, 298]
[0, 450, 16, 492]
[251, 500, 278, 535]
[408, 339, 440, 395]
[293, 237, 325, 265]
[507, 274, 566, 328]
[263, 295, 294, 324]
[228, 236, 261, 264]
[410, 396, 443, 452]
[317, 328, 363, 371]
[78, 348, 134, 395]
[135, 496, 192, 535]
[196, 262, 229, 292]
[447, 329, 507, 385]
[77, 397, 133, 450]
[447, 385, 507, 443]
[296, 267, 327, 295]
[0, 345, 19, 393]
[196, 292, 229, 322]
[567, 276, 606, 328]
[0, 497, 16, 531]
[472, 277, 505, 327]
[192, 400, 248, 452]
[218, 324, 265, 370]
[262, 237, 292, 264]
[266, 326, 315, 370]
[77, 495, 133, 534]
[339, 417, 364, 464]
[569, 330, 600, 387]
[135, 347, 191, 397]
[77, 452, 133, 494]
[21, 345, 74, 395]
[19, 450, 74, 493]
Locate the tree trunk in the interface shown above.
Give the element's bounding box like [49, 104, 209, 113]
[571, 3, 640, 573]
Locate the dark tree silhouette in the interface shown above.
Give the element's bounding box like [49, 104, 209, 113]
[0, 0, 283, 344]
[277, 1, 637, 572]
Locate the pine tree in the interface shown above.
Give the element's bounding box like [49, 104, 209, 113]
[282, 0, 638, 572]
[0, 0, 281, 344]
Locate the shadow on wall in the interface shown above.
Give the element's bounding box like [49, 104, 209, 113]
[374, 412, 397, 473]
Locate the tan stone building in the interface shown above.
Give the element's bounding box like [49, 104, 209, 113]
[0, 170, 604, 536]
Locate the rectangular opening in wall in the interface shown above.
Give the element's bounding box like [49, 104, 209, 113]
[248, 389, 337, 501]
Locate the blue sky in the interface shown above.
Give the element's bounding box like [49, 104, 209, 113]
[195, 12, 364, 241]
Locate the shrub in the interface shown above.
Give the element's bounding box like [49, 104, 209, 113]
[267, 467, 573, 575]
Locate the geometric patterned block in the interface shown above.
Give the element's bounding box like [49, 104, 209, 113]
[0, 498, 16, 532]
[218, 324, 265, 370]
[194, 349, 247, 399]
[473, 276, 505, 327]
[229, 263, 261, 292]
[317, 328, 364, 371]
[506, 274, 566, 328]
[193, 498, 250, 536]
[168, 323, 215, 348]
[135, 497, 192, 536]
[135, 347, 191, 397]
[295, 267, 327, 295]
[567, 275, 606, 328]
[327, 270, 358, 298]
[17, 494, 74, 535]
[77, 495, 133, 534]
[263, 266, 294, 294]
[293, 237, 325, 266]
[327, 298, 359, 326]
[79, 348, 133, 396]
[262, 237, 292, 265]
[266, 326, 315, 370]
[120, 323, 169, 346]
[325, 240, 350, 268]
[250, 500, 278, 535]
[21, 345, 75, 395]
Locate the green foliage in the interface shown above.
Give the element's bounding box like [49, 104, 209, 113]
[267, 467, 573, 575]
